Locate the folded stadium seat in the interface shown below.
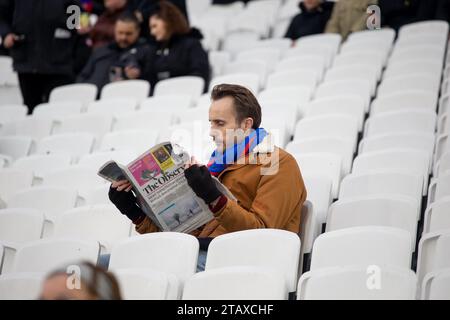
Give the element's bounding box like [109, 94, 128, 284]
[10, 238, 100, 274]
[434, 152, 450, 178]
[183, 266, 287, 300]
[292, 152, 342, 199]
[78, 150, 135, 170]
[271, 19, 291, 39]
[298, 265, 416, 300]
[208, 51, 231, 77]
[100, 130, 159, 156]
[358, 133, 435, 173]
[236, 48, 282, 72]
[12, 154, 72, 184]
[421, 269, 450, 300]
[0, 273, 44, 299]
[109, 233, 199, 299]
[259, 86, 314, 117]
[294, 115, 359, 153]
[140, 95, 194, 112]
[389, 44, 446, 64]
[364, 110, 437, 138]
[266, 69, 320, 92]
[36, 133, 95, 163]
[176, 106, 210, 124]
[377, 74, 441, 98]
[300, 175, 333, 226]
[427, 172, 450, 207]
[209, 73, 260, 95]
[52, 113, 114, 150]
[253, 38, 292, 53]
[84, 184, 111, 206]
[7, 186, 78, 237]
[338, 171, 423, 221]
[223, 60, 268, 88]
[351, 149, 430, 196]
[417, 230, 450, 298]
[0, 168, 34, 203]
[115, 268, 177, 300]
[52, 205, 132, 254]
[295, 33, 342, 56]
[0, 104, 27, 123]
[206, 229, 301, 295]
[112, 110, 176, 135]
[331, 52, 384, 81]
[326, 196, 418, 249]
[283, 44, 335, 69]
[221, 31, 261, 59]
[0, 136, 33, 160]
[259, 120, 289, 149]
[346, 28, 395, 48]
[340, 43, 391, 67]
[41, 165, 107, 204]
[398, 19, 449, 38]
[323, 64, 379, 97]
[86, 98, 138, 115]
[435, 133, 450, 167]
[370, 90, 438, 116]
[383, 60, 443, 83]
[275, 56, 327, 81]
[1, 117, 54, 141]
[100, 80, 150, 102]
[438, 111, 450, 135]
[309, 226, 413, 271]
[49, 83, 97, 108]
[0, 154, 10, 168]
[424, 197, 450, 234]
[287, 137, 354, 176]
[153, 76, 205, 103]
[314, 79, 372, 112]
[259, 99, 298, 138]
[304, 95, 365, 132]
[32, 101, 84, 119]
[0, 209, 45, 273]
[397, 33, 447, 49]
[227, 11, 271, 39]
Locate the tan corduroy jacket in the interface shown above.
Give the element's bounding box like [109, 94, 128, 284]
[135, 135, 307, 238]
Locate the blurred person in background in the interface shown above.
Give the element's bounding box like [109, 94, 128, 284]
[77, 13, 150, 92]
[325, 0, 378, 39]
[39, 261, 122, 300]
[285, 0, 334, 42]
[0, 0, 80, 114]
[143, 1, 210, 93]
[378, 0, 421, 31]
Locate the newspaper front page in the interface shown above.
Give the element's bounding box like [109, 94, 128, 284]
[98, 142, 232, 234]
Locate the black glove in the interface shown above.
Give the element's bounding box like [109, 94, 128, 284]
[108, 186, 145, 223]
[184, 165, 223, 204]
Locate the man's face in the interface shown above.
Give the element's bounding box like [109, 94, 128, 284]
[115, 21, 139, 49]
[209, 97, 252, 153]
[39, 275, 96, 300]
[303, 0, 321, 11]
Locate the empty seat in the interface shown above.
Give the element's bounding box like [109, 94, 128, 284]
[310, 226, 412, 271]
[101, 80, 150, 101]
[266, 69, 319, 91]
[259, 86, 313, 115]
[209, 51, 231, 77]
[298, 265, 416, 300]
[12, 154, 72, 182]
[140, 95, 193, 111]
[0, 136, 34, 160]
[84, 184, 111, 205]
[0, 169, 34, 203]
[36, 133, 95, 161]
[32, 101, 84, 119]
[424, 197, 450, 234]
[86, 98, 138, 115]
[209, 73, 260, 94]
[206, 229, 301, 293]
[223, 60, 268, 87]
[0, 273, 44, 300]
[49, 84, 97, 107]
[0, 208, 45, 246]
[377, 74, 440, 98]
[236, 48, 282, 68]
[324, 65, 378, 96]
[434, 152, 450, 178]
[183, 266, 287, 300]
[275, 56, 327, 80]
[100, 130, 159, 156]
[112, 110, 175, 133]
[11, 238, 100, 273]
[302, 175, 333, 225]
[421, 268, 450, 300]
[0, 104, 27, 123]
[0, 117, 54, 140]
[315, 80, 372, 112]
[370, 90, 438, 115]
[53, 205, 131, 253]
[153, 76, 205, 101]
[427, 172, 450, 206]
[326, 196, 418, 248]
[383, 60, 442, 81]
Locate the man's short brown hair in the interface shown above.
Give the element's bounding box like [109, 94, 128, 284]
[211, 84, 262, 129]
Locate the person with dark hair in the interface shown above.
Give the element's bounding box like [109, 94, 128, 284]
[77, 12, 150, 92]
[285, 0, 334, 41]
[0, 0, 81, 114]
[39, 261, 122, 300]
[143, 1, 210, 92]
[108, 84, 307, 271]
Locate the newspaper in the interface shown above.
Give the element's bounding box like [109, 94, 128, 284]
[98, 142, 234, 234]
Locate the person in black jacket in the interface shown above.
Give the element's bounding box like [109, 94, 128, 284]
[285, 0, 334, 41]
[77, 13, 151, 92]
[378, 0, 421, 32]
[144, 1, 210, 93]
[0, 0, 81, 114]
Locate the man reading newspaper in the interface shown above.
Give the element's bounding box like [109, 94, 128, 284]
[108, 84, 307, 271]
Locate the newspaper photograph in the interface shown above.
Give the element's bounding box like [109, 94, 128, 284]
[98, 142, 233, 234]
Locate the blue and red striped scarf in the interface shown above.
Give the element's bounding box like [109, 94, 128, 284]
[207, 128, 268, 177]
